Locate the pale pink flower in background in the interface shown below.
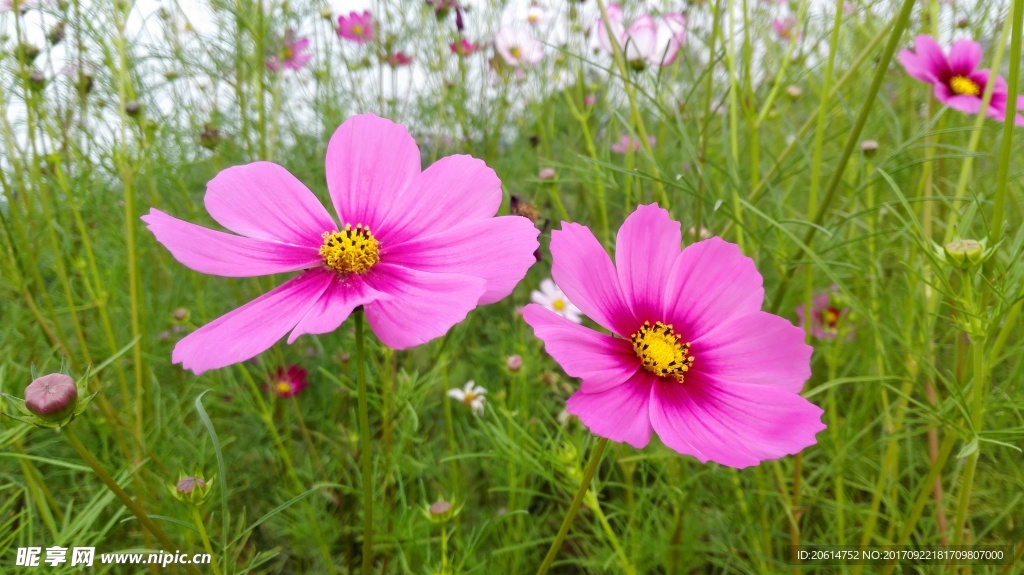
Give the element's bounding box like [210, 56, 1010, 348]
[494, 27, 544, 67]
[448, 381, 487, 416]
[584, 93, 597, 107]
[898, 35, 1024, 125]
[796, 288, 852, 341]
[338, 10, 375, 43]
[385, 51, 413, 67]
[266, 30, 311, 72]
[772, 16, 800, 41]
[143, 114, 539, 374]
[523, 204, 825, 468]
[531, 278, 583, 323]
[596, 4, 687, 66]
[610, 134, 656, 154]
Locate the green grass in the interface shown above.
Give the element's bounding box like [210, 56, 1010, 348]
[2, 0, 1024, 573]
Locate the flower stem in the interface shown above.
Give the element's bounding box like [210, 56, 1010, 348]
[535, 437, 609, 575]
[63, 428, 202, 575]
[191, 506, 223, 575]
[355, 311, 375, 575]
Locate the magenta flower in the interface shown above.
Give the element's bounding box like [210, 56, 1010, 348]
[796, 289, 850, 341]
[494, 27, 544, 67]
[266, 29, 311, 71]
[338, 10, 375, 43]
[143, 114, 539, 374]
[596, 4, 687, 66]
[450, 38, 478, 56]
[523, 205, 824, 468]
[385, 51, 413, 67]
[610, 134, 656, 154]
[267, 365, 309, 398]
[898, 35, 1024, 125]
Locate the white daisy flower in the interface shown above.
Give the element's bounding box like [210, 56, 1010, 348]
[447, 380, 487, 416]
[530, 278, 583, 323]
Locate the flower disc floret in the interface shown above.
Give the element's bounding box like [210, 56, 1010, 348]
[319, 224, 380, 275]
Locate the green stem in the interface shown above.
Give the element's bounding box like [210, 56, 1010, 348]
[768, 0, 916, 313]
[355, 312, 374, 575]
[191, 506, 223, 575]
[989, 0, 1023, 245]
[535, 437, 609, 575]
[64, 428, 202, 575]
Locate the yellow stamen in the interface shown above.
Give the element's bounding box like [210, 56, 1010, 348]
[463, 392, 477, 405]
[950, 75, 980, 96]
[553, 299, 566, 311]
[352, 24, 364, 36]
[630, 321, 695, 383]
[510, 46, 522, 59]
[823, 308, 840, 329]
[274, 381, 292, 395]
[320, 224, 380, 275]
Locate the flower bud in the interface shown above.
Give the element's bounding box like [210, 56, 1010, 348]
[506, 354, 523, 372]
[861, 140, 878, 157]
[423, 499, 459, 524]
[172, 307, 189, 321]
[944, 239, 984, 268]
[537, 167, 556, 181]
[24, 374, 78, 422]
[48, 22, 66, 45]
[170, 474, 214, 505]
[29, 71, 46, 91]
[785, 85, 802, 99]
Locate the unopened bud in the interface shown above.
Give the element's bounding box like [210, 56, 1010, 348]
[861, 140, 878, 157]
[786, 85, 802, 99]
[506, 354, 523, 372]
[538, 168, 556, 181]
[944, 239, 984, 268]
[125, 100, 142, 116]
[25, 374, 78, 422]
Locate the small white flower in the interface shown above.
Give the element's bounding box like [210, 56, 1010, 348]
[530, 278, 583, 323]
[447, 380, 487, 416]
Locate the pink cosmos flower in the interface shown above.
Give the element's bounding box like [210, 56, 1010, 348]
[596, 4, 687, 66]
[796, 289, 850, 341]
[494, 27, 544, 67]
[898, 35, 1024, 125]
[267, 365, 309, 398]
[772, 16, 800, 41]
[450, 38, 479, 56]
[385, 51, 412, 67]
[338, 10, 375, 43]
[523, 204, 825, 468]
[266, 29, 311, 72]
[142, 114, 539, 374]
[610, 134, 656, 154]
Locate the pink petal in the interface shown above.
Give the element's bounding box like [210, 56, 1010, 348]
[381, 154, 503, 245]
[661, 237, 764, 340]
[898, 50, 939, 84]
[363, 264, 486, 349]
[565, 370, 656, 449]
[596, 4, 625, 53]
[385, 215, 539, 305]
[625, 14, 657, 61]
[325, 114, 421, 235]
[205, 161, 336, 246]
[615, 204, 681, 323]
[287, 274, 389, 344]
[947, 39, 982, 75]
[654, 14, 686, 65]
[522, 304, 639, 393]
[550, 222, 636, 336]
[142, 209, 320, 277]
[172, 270, 334, 374]
[691, 311, 812, 393]
[911, 35, 950, 80]
[649, 375, 825, 468]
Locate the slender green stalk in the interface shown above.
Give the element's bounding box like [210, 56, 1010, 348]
[191, 506, 223, 575]
[355, 312, 375, 575]
[768, 0, 917, 313]
[989, 0, 1023, 245]
[64, 428, 202, 575]
[536, 437, 609, 575]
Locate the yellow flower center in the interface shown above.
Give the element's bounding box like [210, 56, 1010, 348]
[283, 47, 294, 60]
[352, 24, 364, 36]
[319, 224, 380, 275]
[553, 299, 566, 311]
[950, 75, 980, 96]
[630, 321, 695, 383]
[463, 392, 478, 405]
[274, 381, 292, 395]
[823, 308, 840, 329]
[510, 46, 522, 59]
